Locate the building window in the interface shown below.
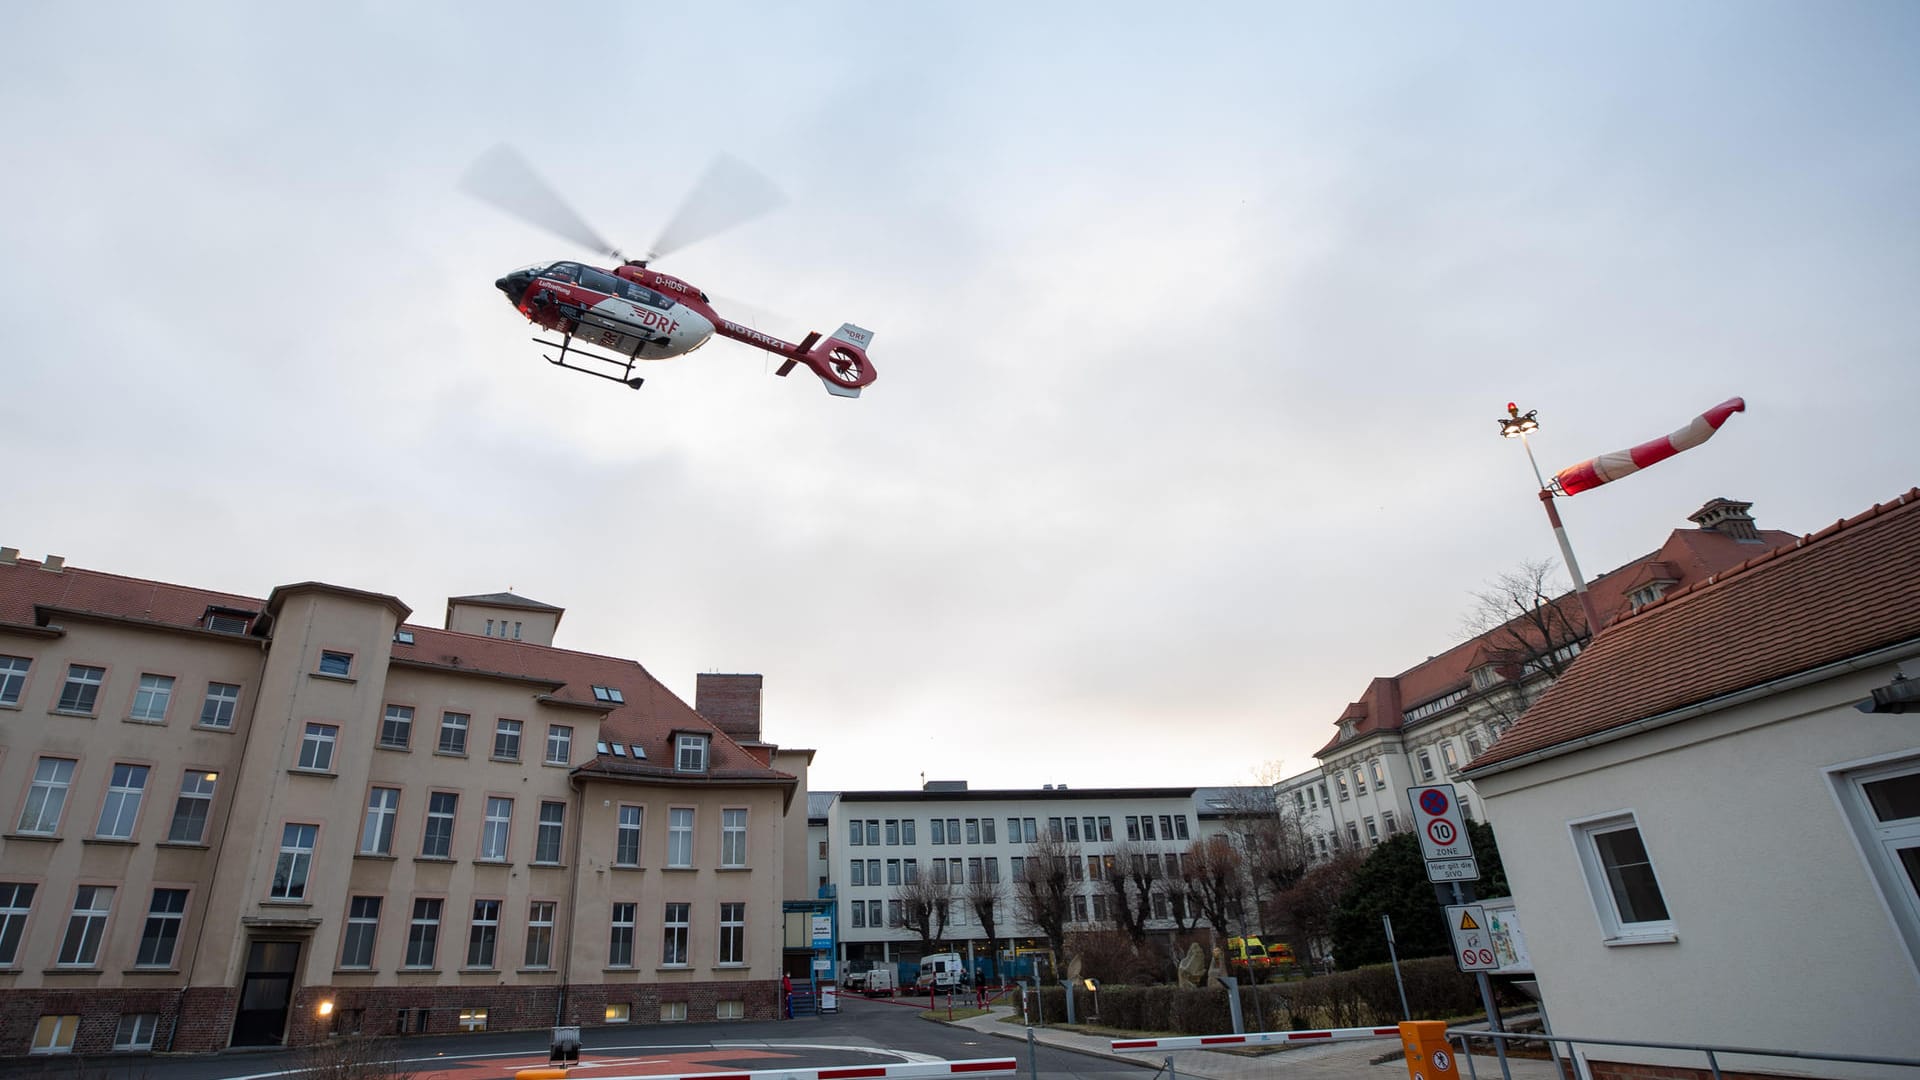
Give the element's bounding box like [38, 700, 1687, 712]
[661, 1002, 687, 1023]
[438, 712, 469, 755]
[114, 1013, 159, 1051]
[1125, 816, 1140, 842]
[0, 883, 36, 966]
[195, 682, 240, 730]
[1335, 774, 1350, 801]
[1383, 811, 1398, 835]
[1365, 817, 1380, 844]
[466, 900, 500, 968]
[1346, 822, 1360, 847]
[0, 655, 29, 706]
[849, 819, 863, 846]
[1441, 741, 1460, 772]
[1370, 761, 1386, 788]
[457, 1008, 488, 1032]
[422, 792, 458, 858]
[718, 902, 745, 964]
[58, 885, 114, 966]
[167, 771, 218, 844]
[1832, 755, 1920, 966]
[272, 823, 318, 900]
[889, 859, 903, 886]
[721, 809, 748, 868]
[341, 896, 381, 968]
[297, 723, 338, 772]
[480, 798, 513, 861]
[668, 808, 694, 868]
[903, 818, 918, 844]
[605, 1003, 630, 1023]
[535, 802, 565, 864]
[1572, 812, 1674, 942]
[492, 719, 522, 761]
[361, 787, 399, 855]
[394, 628, 415, 644]
[931, 818, 945, 845]
[867, 820, 881, 845]
[717, 1000, 744, 1020]
[1466, 732, 1484, 757]
[1417, 750, 1435, 782]
[56, 664, 104, 714]
[21, 757, 76, 834]
[985, 857, 1000, 883]
[380, 705, 414, 749]
[525, 901, 555, 968]
[885, 819, 900, 845]
[606, 899, 637, 968]
[1352, 768, 1366, 794]
[675, 733, 708, 773]
[130, 674, 174, 721]
[850, 902, 865, 928]
[136, 888, 188, 967]
[662, 902, 689, 966]
[591, 685, 626, 704]
[405, 898, 442, 967]
[32, 1015, 78, 1054]
[867, 858, 880, 884]
[616, 806, 642, 866]
[546, 724, 572, 765]
[317, 651, 352, 677]
[96, 763, 150, 839]
[850, 860, 865, 887]
[1021, 818, 1038, 843]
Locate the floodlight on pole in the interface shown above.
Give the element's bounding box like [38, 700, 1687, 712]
[1497, 403, 1605, 636]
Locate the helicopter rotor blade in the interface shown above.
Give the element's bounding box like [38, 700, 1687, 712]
[645, 152, 788, 264]
[461, 144, 624, 261]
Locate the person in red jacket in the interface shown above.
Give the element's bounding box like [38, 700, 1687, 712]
[782, 972, 793, 1019]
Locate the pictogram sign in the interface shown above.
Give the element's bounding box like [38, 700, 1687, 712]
[1446, 904, 1498, 971]
[1408, 784, 1479, 882]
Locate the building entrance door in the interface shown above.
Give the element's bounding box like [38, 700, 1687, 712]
[231, 939, 301, 1046]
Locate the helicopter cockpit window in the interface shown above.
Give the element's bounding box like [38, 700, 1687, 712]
[615, 280, 675, 311]
[540, 262, 580, 283]
[576, 267, 623, 296]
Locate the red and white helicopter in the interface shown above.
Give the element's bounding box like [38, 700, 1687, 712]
[464, 146, 877, 397]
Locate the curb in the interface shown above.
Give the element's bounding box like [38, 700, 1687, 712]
[961, 1024, 1159, 1072]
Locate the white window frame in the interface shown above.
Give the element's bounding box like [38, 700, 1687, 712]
[168, 771, 217, 844]
[317, 650, 352, 677]
[676, 733, 708, 773]
[609, 902, 636, 968]
[379, 704, 413, 749]
[20, 757, 76, 835]
[1569, 810, 1676, 945]
[721, 809, 748, 868]
[438, 712, 469, 755]
[1829, 750, 1920, 972]
[422, 792, 457, 857]
[668, 807, 694, 868]
[534, 801, 565, 864]
[718, 902, 745, 965]
[545, 724, 572, 765]
[56, 664, 104, 714]
[199, 682, 241, 729]
[0, 654, 29, 706]
[96, 763, 149, 839]
[130, 674, 174, 721]
[58, 885, 114, 967]
[662, 902, 690, 966]
[297, 723, 337, 772]
[480, 797, 513, 861]
[405, 898, 441, 968]
[33, 1014, 79, 1054]
[492, 719, 522, 761]
[1417, 749, 1436, 782]
[466, 899, 500, 969]
[0, 883, 35, 966]
[114, 1012, 159, 1051]
[615, 805, 642, 867]
[341, 896, 381, 969]
[525, 901, 556, 968]
[135, 888, 187, 968]
[361, 787, 399, 855]
[271, 823, 318, 900]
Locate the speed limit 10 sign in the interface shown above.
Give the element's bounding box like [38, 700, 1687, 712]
[1408, 784, 1479, 882]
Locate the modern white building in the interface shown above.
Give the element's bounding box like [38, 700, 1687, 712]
[809, 783, 1267, 978]
[1465, 489, 1920, 1079]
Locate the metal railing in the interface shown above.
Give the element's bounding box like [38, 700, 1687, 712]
[1447, 1027, 1920, 1080]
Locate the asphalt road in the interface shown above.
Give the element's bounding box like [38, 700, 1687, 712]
[0, 996, 1156, 1080]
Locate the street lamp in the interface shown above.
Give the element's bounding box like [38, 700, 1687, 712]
[1496, 403, 1603, 635]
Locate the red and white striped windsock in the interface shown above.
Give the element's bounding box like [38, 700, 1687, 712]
[1553, 397, 1746, 496]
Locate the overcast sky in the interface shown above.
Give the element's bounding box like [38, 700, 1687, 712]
[3, 2, 1915, 792]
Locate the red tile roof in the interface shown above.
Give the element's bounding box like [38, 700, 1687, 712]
[1316, 516, 1797, 758]
[0, 556, 788, 787]
[1466, 489, 1920, 774]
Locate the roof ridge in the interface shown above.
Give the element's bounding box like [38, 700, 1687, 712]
[7, 557, 266, 608]
[1613, 488, 1920, 623]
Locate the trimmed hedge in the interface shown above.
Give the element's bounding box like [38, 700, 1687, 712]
[1027, 957, 1488, 1034]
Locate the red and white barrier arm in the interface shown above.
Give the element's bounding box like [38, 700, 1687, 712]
[1553, 397, 1745, 496]
[520, 1059, 1020, 1080]
[1111, 1027, 1401, 1052]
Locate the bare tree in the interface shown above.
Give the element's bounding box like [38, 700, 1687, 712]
[1161, 850, 1203, 934]
[1460, 559, 1592, 721]
[1273, 846, 1364, 971]
[964, 874, 1005, 981]
[1099, 841, 1165, 944]
[895, 872, 952, 958]
[1180, 834, 1247, 939]
[1013, 834, 1075, 964]
[1217, 787, 1316, 937]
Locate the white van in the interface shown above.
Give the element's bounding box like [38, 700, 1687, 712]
[918, 952, 965, 990]
[863, 967, 897, 997]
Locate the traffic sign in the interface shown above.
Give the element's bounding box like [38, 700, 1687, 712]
[1446, 904, 1498, 971]
[1408, 784, 1479, 882]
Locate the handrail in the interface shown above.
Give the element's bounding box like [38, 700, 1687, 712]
[1445, 1026, 1920, 1079]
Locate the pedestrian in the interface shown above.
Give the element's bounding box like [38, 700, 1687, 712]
[782, 972, 793, 1019]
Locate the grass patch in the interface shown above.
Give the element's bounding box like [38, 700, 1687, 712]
[920, 1007, 990, 1021]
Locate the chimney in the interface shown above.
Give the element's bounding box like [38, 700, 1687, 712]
[0, 547, 17, 565]
[1689, 498, 1761, 542]
[695, 673, 763, 743]
[42, 555, 65, 573]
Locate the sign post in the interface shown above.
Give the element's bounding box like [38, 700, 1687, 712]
[1446, 907, 1511, 1080]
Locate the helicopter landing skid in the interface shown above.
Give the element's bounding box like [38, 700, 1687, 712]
[534, 335, 645, 390]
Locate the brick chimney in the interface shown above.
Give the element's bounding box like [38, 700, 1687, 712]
[695, 673, 763, 743]
[1689, 498, 1761, 541]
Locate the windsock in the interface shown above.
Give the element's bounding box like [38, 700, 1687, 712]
[1553, 397, 1746, 496]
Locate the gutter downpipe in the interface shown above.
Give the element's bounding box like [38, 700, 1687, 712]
[1465, 635, 1920, 783]
[559, 772, 587, 1027]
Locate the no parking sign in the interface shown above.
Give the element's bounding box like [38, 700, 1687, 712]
[1407, 784, 1479, 882]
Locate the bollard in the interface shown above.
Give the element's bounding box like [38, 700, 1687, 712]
[1063, 980, 1076, 1024]
[1399, 1020, 1461, 1080]
[1217, 976, 1244, 1034]
[1026, 1026, 1040, 1080]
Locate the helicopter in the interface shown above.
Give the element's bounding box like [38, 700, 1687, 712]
[463, 145, 877, 397]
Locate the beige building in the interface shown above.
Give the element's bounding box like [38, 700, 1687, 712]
[0, 553, 810, 1055]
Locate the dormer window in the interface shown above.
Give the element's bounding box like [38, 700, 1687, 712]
[394, 629, 415, 645]
[1472, 665, 1498, 690]
[203, 607, 255, 634]
[592, 686, 626, 704]
[675, 733, 709, 773]
[1630, 585, 1664, 609]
